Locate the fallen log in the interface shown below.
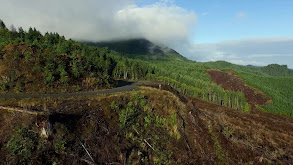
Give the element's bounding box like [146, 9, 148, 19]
[0, 106, 42, 115]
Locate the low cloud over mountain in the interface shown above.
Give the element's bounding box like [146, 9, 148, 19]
[1, 0, 292, 68]
[0, 0, 195, 44]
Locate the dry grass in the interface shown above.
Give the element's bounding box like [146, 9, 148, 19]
[193, 97, 293, 164]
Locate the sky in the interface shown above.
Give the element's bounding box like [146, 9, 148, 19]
[0, 0, 293, 68]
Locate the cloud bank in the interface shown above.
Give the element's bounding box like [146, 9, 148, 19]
[0, 0, 196, 44]
[179, 37, 293, 68]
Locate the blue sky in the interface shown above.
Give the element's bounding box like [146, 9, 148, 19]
[179, 0, 293, 43]
[141, 0, 293, 43]
[174, 0, 293, 68]
[1, 0, 292, 68]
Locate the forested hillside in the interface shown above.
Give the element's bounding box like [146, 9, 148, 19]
[203, 61, 293, 116]
[0, 20, 250, 112]
[147, 61, 250, 112]
[86, 41, 250, 112]
[0, 21, 156, 93]
[93, 40, 293, 117]
[237, 72, 293, 116]
[1, 19, 293, 116]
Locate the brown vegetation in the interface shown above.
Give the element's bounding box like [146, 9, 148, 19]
[0, 84, 292, 164]
[207, 69, 272, 109]
[148, 83, 293, 164]
[191, 97, 293, 164]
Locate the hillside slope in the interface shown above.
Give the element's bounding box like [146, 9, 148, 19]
[204, 62, 293, 116]
[0, 43, 116, 94]
[86, 38, 293, 117]
[0, 23, 251, 113]
[0, 85, 292, 164]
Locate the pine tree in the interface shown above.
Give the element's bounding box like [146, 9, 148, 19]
[18, 27, 25, 42]
[0, 20, 6, 29]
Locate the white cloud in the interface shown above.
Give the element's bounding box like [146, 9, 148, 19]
[115, 2, 196, 43]
[0, 0, 196, 44]
[248, 54, 275, 58]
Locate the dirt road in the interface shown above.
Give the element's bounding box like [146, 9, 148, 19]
[0, 81, 138, 99]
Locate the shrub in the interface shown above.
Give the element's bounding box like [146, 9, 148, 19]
[53, 123, 68, 154]
[0, 83, 8, 91]
[6, 127, 38, 164]
[24, 52, 32, 62]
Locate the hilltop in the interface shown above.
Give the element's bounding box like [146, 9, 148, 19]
[85, 38, 188, 61]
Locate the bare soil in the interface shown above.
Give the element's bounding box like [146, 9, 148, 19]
[207, 69, 272, 109]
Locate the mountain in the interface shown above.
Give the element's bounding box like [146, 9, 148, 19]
[84, 38, 188, 61]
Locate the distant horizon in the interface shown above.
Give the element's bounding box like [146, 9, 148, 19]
[82, 37, 293, 69]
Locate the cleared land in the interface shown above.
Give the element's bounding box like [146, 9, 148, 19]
[207, 70, 272, 109]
